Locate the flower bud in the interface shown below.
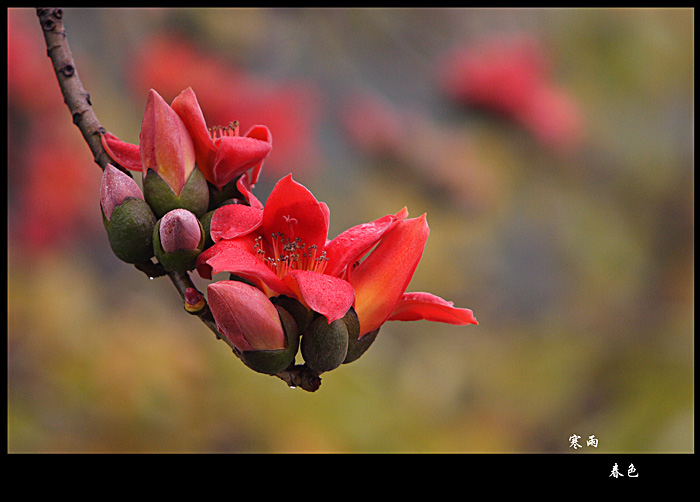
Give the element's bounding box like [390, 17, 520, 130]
[153, 209, 205, 272]
[207, 281, 300, 375]
[100, 164, 156, 264]
[140, 89, 196, 197]
[341, 306, 380, 364]
[301, 315, 349, 374]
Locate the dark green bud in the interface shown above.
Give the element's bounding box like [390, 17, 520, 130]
[102, 197, 157, 264]
[301, 315, 349, 374]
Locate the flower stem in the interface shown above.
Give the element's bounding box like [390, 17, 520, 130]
[35, 7, 320, 392]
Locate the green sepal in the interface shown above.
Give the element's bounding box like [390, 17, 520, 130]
[102, 197, 156, 264]
[207, 176, 244, 211]
[199, 209, 216, 250]
[301, 315, 349, 374]
[143, 167, 209, 219]
[240, 306, 300, 375]
[152, 215, 205, 272]
[271, 295, 315, 334]
[344, 326, 380, 365]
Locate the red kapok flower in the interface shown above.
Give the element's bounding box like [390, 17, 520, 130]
[197, 175, 477, 337]
[171, 87, 272, 189]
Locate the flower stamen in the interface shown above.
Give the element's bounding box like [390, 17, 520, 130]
[255, 233, 329, 278]
[208, 121, 240, 140]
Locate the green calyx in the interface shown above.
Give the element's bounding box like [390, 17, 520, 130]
[271, 296, 315, 334]
[152, 216, 205, 272]
[207, 176, 245, 211]
[301, 315, 350, 374]
[143, 167, 209, 219]
[240, 306, 300, 375]
[102, 197, 156, 264]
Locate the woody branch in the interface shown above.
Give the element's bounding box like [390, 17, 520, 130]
[36, 7, 321, 392]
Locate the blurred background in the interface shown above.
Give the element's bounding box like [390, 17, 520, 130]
[7, 7, 693, 453]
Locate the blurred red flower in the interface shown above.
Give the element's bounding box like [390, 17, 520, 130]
[438, 33, 584, 152]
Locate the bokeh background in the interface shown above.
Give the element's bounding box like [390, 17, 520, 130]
[8, 7, 693, 453]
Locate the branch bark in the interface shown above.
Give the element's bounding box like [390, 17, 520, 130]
[36, 8, 320, 392]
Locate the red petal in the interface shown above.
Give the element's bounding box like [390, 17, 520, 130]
[236, 172, 263, 210]
[171, 87, 217, 182]
[243, 125, 272, 185]
[323, 213, 400, 277]
[388, 292, 478, 325]
[350, 214, 429, 336]
[101, 132, 143, 172]
[262, 175, 329, 251]
[212, 135, 272, 189]
[210, 204, 263, 242]
[201, 236, 292, 297]
[282, 269, 355, 323]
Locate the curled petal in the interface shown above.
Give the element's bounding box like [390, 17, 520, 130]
[101, 132, 143, 172]
[236, 172, 263, 210]
[262, 175, 329, 252]
[282, 269, 355, 323]
[243, 125, 272, 185]
[210, 204, 263, 243]
[350, 214, 430, 336]
[388, 292, 478, 325]
[211, 134, 272, 189]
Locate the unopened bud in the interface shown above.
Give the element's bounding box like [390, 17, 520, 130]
[301, 315, 349, 374]
[100, 165, 157, 264]
[208, 281, 300, 375]
[153, 209, 205, 272]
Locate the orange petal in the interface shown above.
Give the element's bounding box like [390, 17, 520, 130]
[350, 214, 429, 336]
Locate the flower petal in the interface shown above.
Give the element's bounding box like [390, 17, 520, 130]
[243, 125, 272, 185]
[350, 214, 429, 336]
[171, 87, 217, 182]
[211, 134, 272, 189]
[101, 132, 143, 172]
[198, 236, 292, 297]
[262, 175, 329, 251]
[388, 292, 478, 325]
[282, 269, 355, 323]
[236, 172, 263, 210]
[210, 203, 263, 242]
[324, 213, 400, 278]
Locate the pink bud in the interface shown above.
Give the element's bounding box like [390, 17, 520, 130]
[207, 280, 286, 352]
[100, 163, 144, 220]
[139, 89, 196, 196]
[159, 209, 201, 253]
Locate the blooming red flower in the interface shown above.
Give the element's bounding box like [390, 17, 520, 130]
[197, 175, 477, 337]
[171, 87, 272, 189]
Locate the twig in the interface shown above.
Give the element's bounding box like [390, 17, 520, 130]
[36, 7, 319, 392]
